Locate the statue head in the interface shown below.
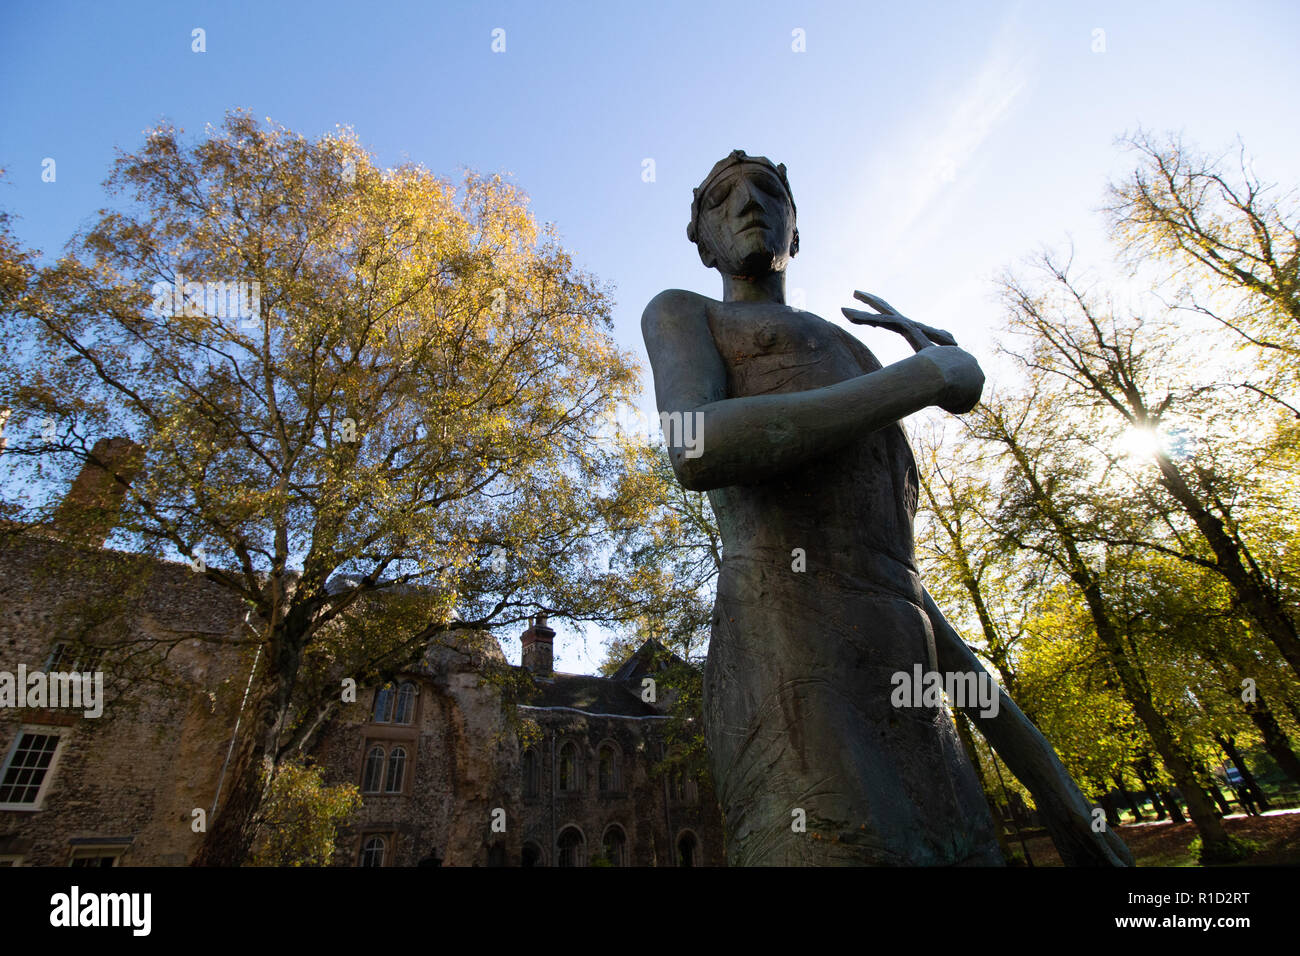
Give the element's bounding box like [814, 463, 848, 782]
[687, 150, 799, 278]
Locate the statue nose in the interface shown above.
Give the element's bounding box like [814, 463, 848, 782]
[733, 178, 765, 213]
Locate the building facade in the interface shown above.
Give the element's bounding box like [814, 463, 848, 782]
[0, 453, 724, 866]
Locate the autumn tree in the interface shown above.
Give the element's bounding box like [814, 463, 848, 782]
[600, 444, 720, 668]
[1106, 130, 1300, 407]
[0, 111, 672, 865]
[246, 760, 362, 867]
[966, 382, 1242, 861]
[597, 444, 722, 789]
[999, 246, 1300, 685]
[914, 132, 1300, 864]
[915, 425, 1041, 700]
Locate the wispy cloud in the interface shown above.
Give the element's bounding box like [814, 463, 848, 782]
[879, 20, 1031, 248]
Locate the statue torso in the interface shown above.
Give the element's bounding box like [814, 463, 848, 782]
[703, 299, 922, 600]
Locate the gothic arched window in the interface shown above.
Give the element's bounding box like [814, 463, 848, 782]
[360, 835, 386, 867]
[602, 825, 627, 867]
[557, 826, 584, 867]
[384, 746, 407, 793]
[394, 682, 416, 724]
[558, 741, 580, 792]
[372, 683, 395, 723]
[598, 743, 622, 792]
[362, 745, 385, 793]
[677, 831, 697, 867]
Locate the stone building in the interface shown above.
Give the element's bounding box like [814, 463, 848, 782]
[0, 449, 724, 866]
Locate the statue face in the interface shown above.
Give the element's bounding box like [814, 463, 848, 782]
[694, 165, 796, 277]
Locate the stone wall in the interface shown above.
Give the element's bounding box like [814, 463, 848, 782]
[0, 531, 727, 866]
[0, 534, 253, 866]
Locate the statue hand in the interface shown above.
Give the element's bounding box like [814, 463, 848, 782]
[841, 291, 958, 351]
[841, 290, 983, 414]
[918, 345, 985, 414]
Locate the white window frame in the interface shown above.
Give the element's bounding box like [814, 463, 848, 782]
[362, 744, 386, 794]
[0, 725, 68, 812]
[394, 682, 417, 724]
[384, 746, 407, 794]
[68, 845, 126, 867]
[359, 834, 388, 867]
[45, 642, 105, 674]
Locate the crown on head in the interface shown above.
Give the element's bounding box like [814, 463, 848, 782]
[687, 149, 797, 245]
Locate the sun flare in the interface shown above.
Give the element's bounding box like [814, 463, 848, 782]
[1117, 427, 1165, 461]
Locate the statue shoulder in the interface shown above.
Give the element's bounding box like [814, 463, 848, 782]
[641, 289, 727, 406]
[642, 288, 711, 333]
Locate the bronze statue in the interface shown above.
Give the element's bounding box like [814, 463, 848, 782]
[642, 150, 1132, 866]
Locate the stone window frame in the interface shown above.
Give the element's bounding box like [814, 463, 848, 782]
[596, 739, 623, 793]
[555, 824, 586, 867]
[600, 823, 627, 867]
[0, 724, 69, 812]
[383, 745, 408, 793]
[68, 843, 128, 867]
[675, 828, 700, 867]
[371, 680, 419, 725]
[521, 747, 540, 799]
[44, 641, 105, 674]
[357, 832, 392, 868]
[362, 744, 385, 793]
[359, 738, 416, 797]
[556, 738, 583, 794]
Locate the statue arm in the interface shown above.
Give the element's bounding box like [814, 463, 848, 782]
[642, 290, 980, 492]
[922, 587, 1135, 866]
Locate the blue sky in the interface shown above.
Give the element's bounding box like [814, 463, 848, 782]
[3, 0, 1298, 671]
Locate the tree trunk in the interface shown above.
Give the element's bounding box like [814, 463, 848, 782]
[1099, 790, 1122, 828]
[926, 591, 1132, 865]
[1193, 756, 1235, 816]
[1085, 590, 1233, 860]
[1153, 455, 1300, 681]
[193, 653, 297, 866]
[1206, 781, 1234, 817]
[1113, 772, 1144, 822]
[993, 424, 1235, 860]
[1218, 736, 1271, 812]
[1246, 694, 1300, 785]
[192, 742, 274, 866]
[1165, 790, 1187, 824]
[1135, 764, 1167, 820]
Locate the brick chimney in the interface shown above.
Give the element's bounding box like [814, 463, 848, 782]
[521, 614, 556, 677]
[52, 436, 143, 547]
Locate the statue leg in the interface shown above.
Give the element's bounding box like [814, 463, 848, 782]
[703, 556, 1004, 865]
